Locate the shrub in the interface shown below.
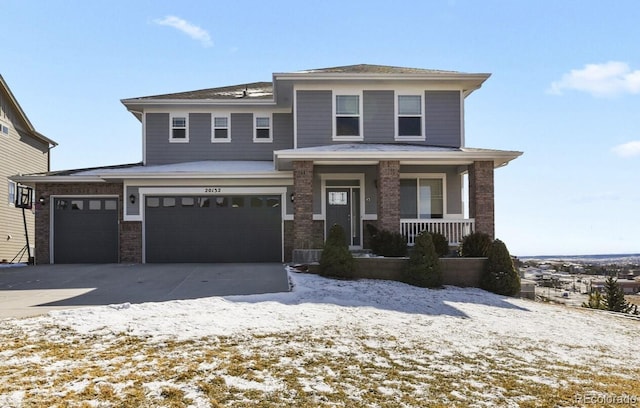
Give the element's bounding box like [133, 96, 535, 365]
[319, 224, 355, 279]
[430, 232, 450, 257]
[366, 224, 407, 257]
[403, 231, 442, 288]
[480, 239, 520, 296]
[459, 232, 492, 257]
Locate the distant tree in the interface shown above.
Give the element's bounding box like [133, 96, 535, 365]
[602, 276, 633, 313]
[480, 239, 520, 296]
[403, 231, 442, 288]
[582, 290, 605, 310]
[319, 224, 355, 279]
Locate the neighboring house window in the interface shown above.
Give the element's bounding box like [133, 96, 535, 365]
[254, 115, 272, 142]
[397, 95, 424, 140]
[335, 95, 361, 139]
[170, 115, 188, 142]
[212, 115, 230, 142]
[8, 181, 16, 206]
[400, 176, 445, 219]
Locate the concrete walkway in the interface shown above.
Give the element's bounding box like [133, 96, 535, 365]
[0, 263, 290, 319]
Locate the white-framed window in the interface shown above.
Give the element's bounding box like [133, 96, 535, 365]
[334, 94, 362, 140]
[396, 94, 424, 141]
[400, 175, 445, 219]
[212, 115, 231, 142]
[254, 115, 272, 142]
[170, 114, 188, 143]
[8, 181, 16, 206]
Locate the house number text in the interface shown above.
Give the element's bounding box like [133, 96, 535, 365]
[204, 188, 222, 193]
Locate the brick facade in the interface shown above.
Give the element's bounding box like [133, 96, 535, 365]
[292, 161, 315, 249]
[377, 160, 401, 233]
[34, 182, 143, 264]
[468, 161, 495, 239]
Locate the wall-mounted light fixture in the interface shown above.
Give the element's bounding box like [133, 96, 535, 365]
[38, 196, 47, 206]
[290, 193, 295, 203]
[129, 194, 136, 204]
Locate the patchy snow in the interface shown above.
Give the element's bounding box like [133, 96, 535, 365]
[2, 268, 639, 406]
[74, 160, 278, 176]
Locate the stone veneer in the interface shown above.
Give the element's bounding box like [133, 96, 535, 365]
[34, 182, 142, 264]
[468, 161, 495, 239]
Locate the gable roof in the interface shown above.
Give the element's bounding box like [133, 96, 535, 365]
[123, 81, 274, 102]
[294, 64, 459, 75]
[0, 74, 57, 147]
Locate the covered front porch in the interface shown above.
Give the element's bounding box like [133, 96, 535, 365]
[275, 144, 521, 257]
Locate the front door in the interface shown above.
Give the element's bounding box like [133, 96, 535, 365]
[326, 188, 361, 247]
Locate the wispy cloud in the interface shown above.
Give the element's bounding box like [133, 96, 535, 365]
[153, 16, 213, 47]
[548, 61, 640, 97]
[612, 140, 640, 158]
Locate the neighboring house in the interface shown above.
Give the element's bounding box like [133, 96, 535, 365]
[0, 75, 57, 263]
[14, 64, 521, 264]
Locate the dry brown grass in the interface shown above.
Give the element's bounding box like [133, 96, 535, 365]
[1, 320, 638, 407]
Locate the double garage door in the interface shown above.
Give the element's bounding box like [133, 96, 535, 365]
[52, 195, 282, 263]
[145, 195, 282, 263]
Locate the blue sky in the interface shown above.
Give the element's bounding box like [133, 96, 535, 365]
[3, 0, 639, 256]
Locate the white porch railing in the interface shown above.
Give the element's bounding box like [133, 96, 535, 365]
[400, 219, 475, 246]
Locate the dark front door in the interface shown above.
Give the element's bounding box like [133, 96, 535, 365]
[326, 188, 360, 247]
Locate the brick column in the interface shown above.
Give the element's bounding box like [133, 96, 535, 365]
[468, 161, 495, 239]
[293, 161, 314, 249]
[377, 160, 401, 233]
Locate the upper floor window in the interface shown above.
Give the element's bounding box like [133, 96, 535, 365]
[254, 115, 272, 143]
[335, 95, 362, 140]
[8, 181, 16, 206]
[212, 115, 230, 142]
[397, 95, 424, 140]
[170, 115, 188, 143]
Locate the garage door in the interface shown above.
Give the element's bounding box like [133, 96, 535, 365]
[145, 195, 282, 263]
[53, 197, 119, 263]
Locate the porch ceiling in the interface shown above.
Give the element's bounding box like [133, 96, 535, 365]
[274, 144, 522, 171]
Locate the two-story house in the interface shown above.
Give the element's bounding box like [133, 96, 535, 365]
[1, 74, 56, 263]
[14, 64, 521, 264]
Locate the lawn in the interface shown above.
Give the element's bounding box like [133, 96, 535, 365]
[1, 270, 638, 407]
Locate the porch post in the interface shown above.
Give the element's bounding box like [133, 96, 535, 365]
[468, 161, 495, 239]
[377, 160, 401, 232]
[293, 160, 314, 249]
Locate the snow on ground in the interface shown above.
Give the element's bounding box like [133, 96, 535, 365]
[2, 268, 639, 406]
[10, 268, 639, 368]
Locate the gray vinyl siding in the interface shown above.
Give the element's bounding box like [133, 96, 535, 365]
[363, 91, 394, 143]
[425, 91, 462, 147]
[145, 112, 294, 165]
[296, 90, 332, 148]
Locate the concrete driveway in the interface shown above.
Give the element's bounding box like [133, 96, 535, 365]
[0, 263, 290, 319]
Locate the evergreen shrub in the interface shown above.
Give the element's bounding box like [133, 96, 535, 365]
[319, 224, 355, 279]
[480, 239, 520, 296]
[403, 231, 442, 288]
[459, 232, 492, 257]
[431, 232, 450, 257]
[366, 224, 407, 257]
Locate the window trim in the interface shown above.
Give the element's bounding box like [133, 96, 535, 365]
[395, 92, 426, 142]
[169, 114, 189, 143]
[400, 173, 446, 219]
[253, 113, 273, 143]
[333, 91, 363, 141]
[211, 114, 231, 143]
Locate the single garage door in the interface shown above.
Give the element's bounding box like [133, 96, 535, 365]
[53, 197, 119, 263]
[145, 195, 282, 263]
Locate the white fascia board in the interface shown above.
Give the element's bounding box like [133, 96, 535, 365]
[98, 171, 293, 180]
[121, 98, 278, 108]
[273, 72, 490, 82]
[10, 175, 106, 183]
